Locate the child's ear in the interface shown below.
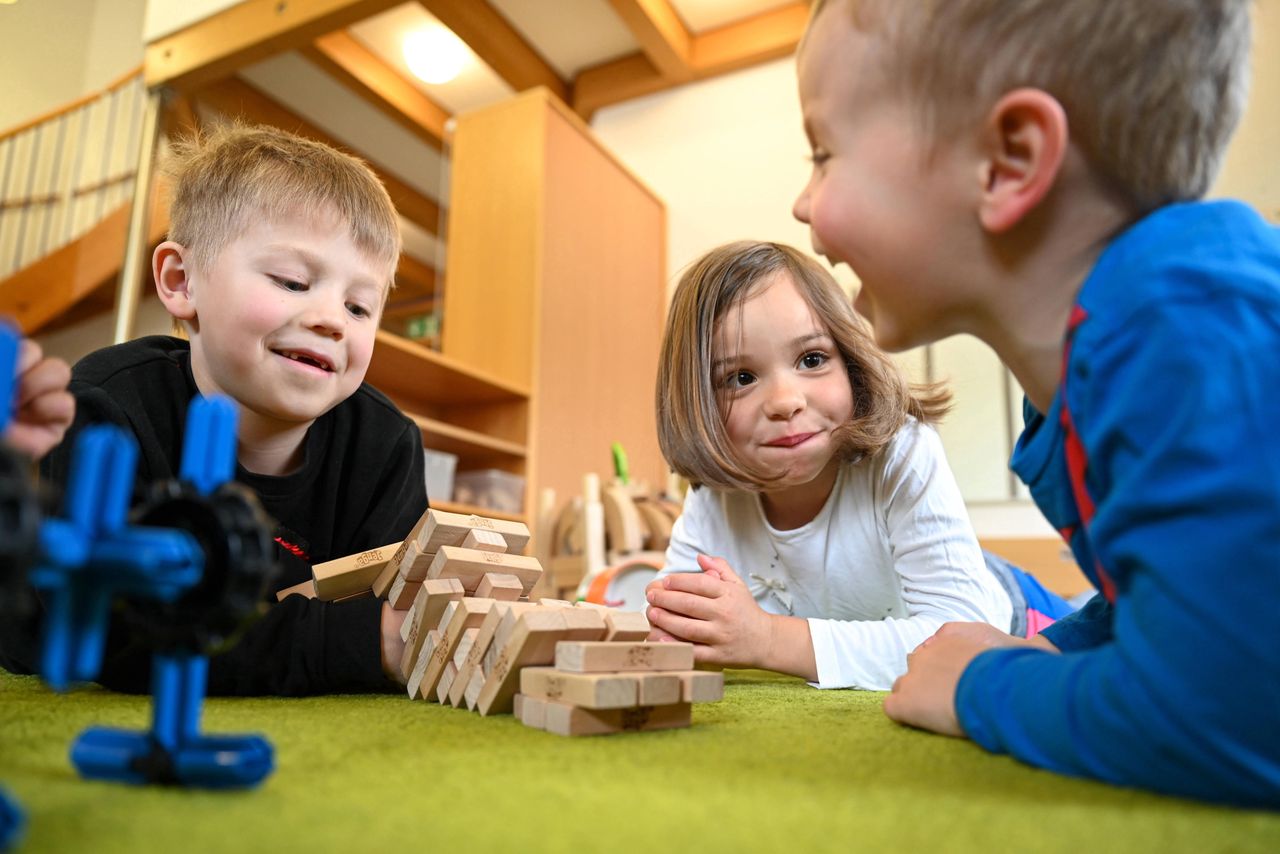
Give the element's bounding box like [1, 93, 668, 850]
[153, 241, 197, 323]
[977, 88, 1068, 234]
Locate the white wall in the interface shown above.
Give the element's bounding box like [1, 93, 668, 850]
[591, 13, 1279, 537]
[143, 0, 239, 42]
[0, 0, 96, 131]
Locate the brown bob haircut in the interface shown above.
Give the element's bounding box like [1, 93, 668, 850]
[656, 241, 950, 491]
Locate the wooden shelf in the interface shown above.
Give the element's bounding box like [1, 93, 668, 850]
[367, 329, 528, 408]
[407, 413, 526, 464]
[432, 500, 526, 524]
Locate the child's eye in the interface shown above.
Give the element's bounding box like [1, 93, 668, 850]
[723, 370, 757, 390]
[347, 302, 371, 319]
[799, 351, 828, 370]
[270, 276, 308, 292]
[807, 149, 830, 167]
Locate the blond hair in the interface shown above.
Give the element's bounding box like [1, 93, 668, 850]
[164, 123, 401, 282]
[657, 241, 950, 491]
[808, 0, 1252, 213]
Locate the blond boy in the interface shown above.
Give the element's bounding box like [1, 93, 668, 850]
[794, 0, 1278, 805]
[4, 125, 426, 695]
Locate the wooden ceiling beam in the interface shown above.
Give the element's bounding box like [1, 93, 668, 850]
[146, 0, 404, 90]
[303, 31, 450, 151]
[415, 0, 568, 102]
[572, 53, 668, 121]
[573, 1, 812, 120]
[191, 77, 442, 236]
[605, 0, 692, 81]
[691, 2, 811, 76]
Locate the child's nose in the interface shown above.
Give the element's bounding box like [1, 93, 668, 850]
[304, 297, 346, 338]
[792, 187, 810, 225]
[763, 377, 805, 419]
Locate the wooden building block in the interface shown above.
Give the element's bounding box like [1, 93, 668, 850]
[604, 609, 650, 641]
[555, 641, 695, 673]
[436, 662, 457, 703]
[426, 546, 544, 595]
[475, 609, 571, 716]
[420, 598, 495, 701]
[475, 572, 523, 601]
[573, 600, 609, 611]
[674, 671, 725, 703]
[329, 589, 374, 603]
[399, 578, 465, 680]
[453, 627, 480, 669]
[416, 509, 531, 555]
[387, 575, 421, 610]
[407, 629, 442, 699]
[537, 598, 574, 608]
[520, 667, 638, 709]
[464, 665, 487, 711]
[399, 541, 432, 583]
[312, 542, 398, 600]
[373, 509, 434, 597]
[635, 672, 682, 706]
[462, 529, 507, 553]
[448, 601, 539, 707]
[517, 694, 546, 729]
[542, 701, 692, 736]
[275, 579, 317, 602]
[436, 600, 459, 633]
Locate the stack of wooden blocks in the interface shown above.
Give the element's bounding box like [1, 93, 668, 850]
[284, 507, 723, 736]
[515, 641, 724, 736]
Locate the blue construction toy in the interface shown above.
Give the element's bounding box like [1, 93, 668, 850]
[33, 397, 277, 787]
[0, 323, 279, 793]
[0, 324, 32, 850]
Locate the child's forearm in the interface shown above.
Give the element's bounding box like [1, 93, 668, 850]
[759, 614, 819, 682]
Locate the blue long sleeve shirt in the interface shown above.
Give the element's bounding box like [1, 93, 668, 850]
[955, 201, 1280, 808]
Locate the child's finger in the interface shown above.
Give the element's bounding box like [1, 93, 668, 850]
[14, 339, 41, 376]
[20, 388, 74, 426]
[14, 354, 71, 408]
[696, 553, 742, 582]
[646, 606, 719, 648]
[660, 571, 723, 598]
[647, 586, 719, 621]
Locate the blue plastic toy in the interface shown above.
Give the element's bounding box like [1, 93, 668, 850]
[31, 396, 276, 787]
[0, 321, 277, 793]
[0, 324, 30, 850]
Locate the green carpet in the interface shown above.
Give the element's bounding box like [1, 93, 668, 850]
[1, 670, 1276, 853]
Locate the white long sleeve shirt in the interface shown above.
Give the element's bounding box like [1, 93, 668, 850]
[658, 419, 1011, 690]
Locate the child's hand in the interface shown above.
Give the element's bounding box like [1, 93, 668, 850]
[5, 339, 73, 461]
[883, 622, 1055, 737]
[646, 554, 811, 675]
[380, 602, 408, 685]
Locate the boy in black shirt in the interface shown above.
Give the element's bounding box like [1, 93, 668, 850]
[2, 125, 427, 695]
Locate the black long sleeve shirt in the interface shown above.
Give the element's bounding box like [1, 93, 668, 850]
[1, 335, 426, 695]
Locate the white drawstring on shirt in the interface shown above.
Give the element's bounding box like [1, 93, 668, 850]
[749, 574, 794, 614]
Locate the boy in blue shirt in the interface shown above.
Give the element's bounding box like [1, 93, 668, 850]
[794, 0, 1278, 806]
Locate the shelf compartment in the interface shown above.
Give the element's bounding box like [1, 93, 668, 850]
[408, 413, 526, 465]
[368, 330, 529, 408]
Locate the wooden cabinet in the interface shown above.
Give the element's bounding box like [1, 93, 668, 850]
[367, 88, 668, 539]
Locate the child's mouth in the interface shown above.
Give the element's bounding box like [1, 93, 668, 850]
[273, 348, 335, 373]
[765, 432, 817, 448]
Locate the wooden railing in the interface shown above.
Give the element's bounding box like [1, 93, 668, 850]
[0, 65, 146, 281]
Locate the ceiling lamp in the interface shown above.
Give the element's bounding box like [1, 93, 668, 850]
[403, 27, 467, 85]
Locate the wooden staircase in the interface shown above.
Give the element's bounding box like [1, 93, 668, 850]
[0, 67, 153, 336]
